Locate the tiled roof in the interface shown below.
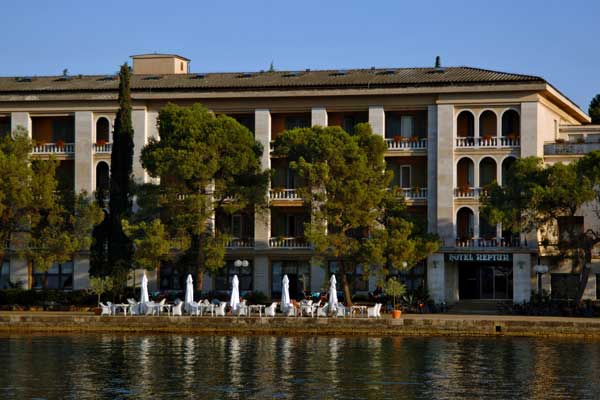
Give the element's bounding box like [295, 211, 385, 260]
[0, 67, 545, 93]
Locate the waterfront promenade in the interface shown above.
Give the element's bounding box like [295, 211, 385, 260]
[2, 311, 600, 338]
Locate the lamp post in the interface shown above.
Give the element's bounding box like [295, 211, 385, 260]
[234, 259, 249, 268]
[534, 264, 548, 301]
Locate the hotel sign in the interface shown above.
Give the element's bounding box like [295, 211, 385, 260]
[445, 253, 512, 263]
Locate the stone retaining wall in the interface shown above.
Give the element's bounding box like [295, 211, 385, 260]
[2, 314, 600, 338]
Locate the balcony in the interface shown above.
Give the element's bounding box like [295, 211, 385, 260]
[454, 187, 486, 199]
[455, 136, 520, 148]
[225, 238, 255, 248]
[269, 188, 301, 201]
[93, 143, 112, 153]
[385, 138, 428, 151]
[544, 141, 600, 156]
[268, 237, 310, 248]
[32, 142, 75, 155]
[455, 236, 526, 248]
[401, 187, 428, 200]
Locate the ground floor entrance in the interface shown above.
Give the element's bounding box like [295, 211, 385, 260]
[458, 263, 513, 300]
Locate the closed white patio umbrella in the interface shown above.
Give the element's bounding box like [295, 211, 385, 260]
[229, 275, 240, 311]
[281, 274, 291, 311]
[329, 274, 338, 308]
[184, 274, 194, 313]
[140, 271, 150, 313]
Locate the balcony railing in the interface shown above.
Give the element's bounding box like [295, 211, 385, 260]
[269, 237, 310, 248]
[93, 143, 112, 153]
[402, 187, 428, 200]
[455, 136, 520, 148]
[455, 237, 526, 248]
[269, 188, 301, 201]
[385, 138, 427, 151]
[32, 143, 75, 154]
[225, 238, 255, 248]
[454, 187, 486, 198]
[544, 141, 600, 155]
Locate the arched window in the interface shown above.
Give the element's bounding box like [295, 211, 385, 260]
[501, 157, 517, 186]
[502, 110, 520, 137]
[479, 157, 497, 187]
[456, 158, 475, 188]
[96, 162, 110, 197]
[457, 111, 475, 137]
[96, 117, 110, 144]
[456, 207, 475, 242]
[479, 110, 497, 137]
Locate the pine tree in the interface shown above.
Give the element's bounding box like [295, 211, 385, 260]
[107, 64, 134, 278]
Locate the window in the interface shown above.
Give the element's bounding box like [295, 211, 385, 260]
[551, 273, 579, 300]
[400, 165, 411, 188]
[386, 114, 414, 138]
[32, 261, 73, 290]
[558, 216, 584, 242]
[401, 116, 414, 138]
[271, 260, 310, 298]
[285, 116, 310, 130]
[180, 62, 184, 72]
[328, 261, 368, 291]
[389, 262, 425, 292]
[215, 260, 253, 292]
[159, 264, 187, 290]
[52, 118, 75, 142]
[286, 215, 297, 237]
[0, 259, 9, 289]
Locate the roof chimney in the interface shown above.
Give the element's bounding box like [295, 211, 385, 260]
[435, 56, 441, 69]
[130, 53, 190, 75]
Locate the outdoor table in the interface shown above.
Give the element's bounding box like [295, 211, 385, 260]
[350, 305, 367, 317]
[111, 303, 130, 316]
[157, 304, 172, 316]
[301, 304, 317, 317]
[248, 304, 266, 317]
[199, 303, 215, 316]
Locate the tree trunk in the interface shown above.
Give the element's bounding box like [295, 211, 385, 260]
[196, 270, 204, 292]
[340, 260, 353, 307]
[575, 249, 592, 304]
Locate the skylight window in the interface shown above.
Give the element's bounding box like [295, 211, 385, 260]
[239, 73, 253, 78]
[15, 77, 33, 83]
[143, 75, 161, 80]
[329, 70, 348, 77]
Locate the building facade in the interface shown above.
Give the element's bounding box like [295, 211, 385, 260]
[0, 53, 598, 303]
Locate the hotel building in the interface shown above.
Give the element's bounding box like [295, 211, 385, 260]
[0, 53, 598, 304]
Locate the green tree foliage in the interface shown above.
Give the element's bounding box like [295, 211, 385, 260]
[481, 153, 600, 303]
[91, 63, 135, 279]
[273, 124, 440, 305]
[0, 129, 102, 279]
[134, 103, 269, 289]
[89, 275, 113, 305]
[589, 94, 600, 124]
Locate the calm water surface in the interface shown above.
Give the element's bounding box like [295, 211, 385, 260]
[0, 333, 599, 399]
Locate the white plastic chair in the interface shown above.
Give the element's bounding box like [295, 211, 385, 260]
[172, 302, 183, 316]
[265, 302, 277, 317]
[335, 304, 347, 318]
[127, 299, 139, 315]
[367, 303, 381, 318]
[234, 302, 248, 317]
[144, 301, 156, 316]
[317, 303, 329, 317]
[99, 302, 111, 316]
[215, 302, 227, 316]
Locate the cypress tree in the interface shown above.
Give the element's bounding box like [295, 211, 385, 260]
[107, 64, 134, 278]
[589, 94, 600, 124]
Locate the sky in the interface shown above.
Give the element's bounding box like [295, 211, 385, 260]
[0, 0, 598, 110]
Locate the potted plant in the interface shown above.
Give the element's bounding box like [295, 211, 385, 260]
[410, 136, 419, 142]
[385, 277, 406, 319]
[96, 139, 108, 146]
[89, 276, 114, 315]
[393, 135, 403, 143]
[55, 139, 65, 149]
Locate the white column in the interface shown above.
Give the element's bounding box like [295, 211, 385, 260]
[520, 102, 540, 157]
[11, 112, 31, 137]
[436, 104, 455, 246]
[513, 253, 532, 303]
[254, 255, 270, 295]
[427, 105, 438, 234]
[73, 255, 90, 290]
[146, 110, 160, 184]
[427, 253, 446, 303]
[368, 106, 385, 136]
[74, 111, 94, 195]
[131, 108, 148, 184]
[474, 111, 480, 145]
[496, 223, 503, 240]
[583, 264, 597, 300]
[254, 109, 271, 249]
[9, 258, 28, 289]
[496, 159, 502, 185]
[497, 113, 503, 142]
[473, 158, 480, 188]
[473, 207, 480, 239]
[311, 107, 328, 127]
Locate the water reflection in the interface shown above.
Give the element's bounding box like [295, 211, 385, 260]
[0, 334, 600, 399]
